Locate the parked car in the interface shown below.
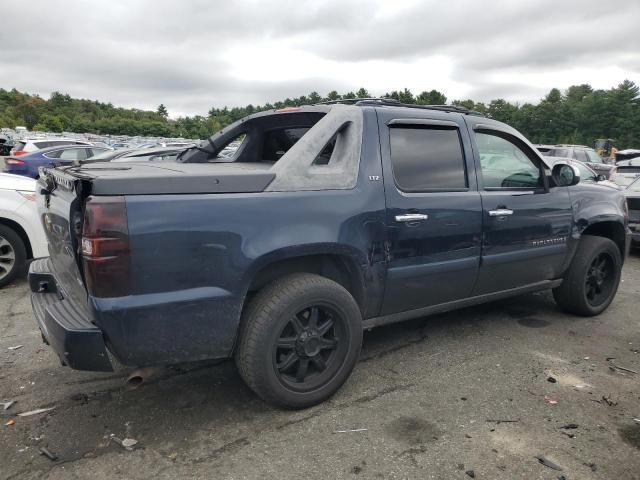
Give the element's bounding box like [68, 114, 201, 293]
[0, 133, 14, 156]
[610, 158, 640, 187]
[162, 141, 197, 148]
[615, 149, 640, 163]
[0, 173, 48, 287]
[110, 146, 188, 163]
[544, 156, 620, 189]
[30, 101, 629, 409]
[10, 138, 92, 156]
[110, 143, 132, 150]
[545, 145, 615, 178]
[82, 148, 138, 163]
[89, 141, 113, 150]
[534, 144, 555, 154]
[625, 177, 640, 246]
[3, 145, 110, 178]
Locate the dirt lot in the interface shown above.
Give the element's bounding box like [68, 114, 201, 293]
[1, 255, 639, 480]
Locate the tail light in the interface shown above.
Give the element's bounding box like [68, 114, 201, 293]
[81, 196, 130, 297]
[13, 150, 28, 156]
[5, 159, 25, 166]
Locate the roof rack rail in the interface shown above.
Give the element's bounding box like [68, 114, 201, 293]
[316, 97, 484, 116]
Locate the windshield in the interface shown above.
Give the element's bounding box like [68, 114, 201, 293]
[628, 177, 640, 192]
[585, 149, 603, 164]
[573, 161, 596, 181]
[614, 174, 639, 187]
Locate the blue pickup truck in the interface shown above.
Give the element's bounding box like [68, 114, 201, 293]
[30, 100, 630, 408]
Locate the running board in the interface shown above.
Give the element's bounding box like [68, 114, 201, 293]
[362, 279, 563, 330]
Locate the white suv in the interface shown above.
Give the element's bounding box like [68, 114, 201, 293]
[10, 138, 92, 156]
[0, 173, 48, 287]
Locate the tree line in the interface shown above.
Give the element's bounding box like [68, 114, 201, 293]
[1, 81, 639, 148]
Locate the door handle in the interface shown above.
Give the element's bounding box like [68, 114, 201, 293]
[395, 213, 428, 222]
[488, 209, 514, 217]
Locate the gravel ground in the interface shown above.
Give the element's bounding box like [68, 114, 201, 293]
[1, 254, 639, 479]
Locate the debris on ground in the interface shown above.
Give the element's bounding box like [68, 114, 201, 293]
[560, 424, 579, 429]
[334, 428, 368, 433]
[561, 431, 575, 438]
[602, 394, 618, 407]
[7, 345, 23, 351]
[1, 400, 15, 410]
[122, 438, 138, 449]
[5, 419, 15, 426]
[535, 455, 563, 471]
[465, 470, 475, 478]
[17, 407, 55, 417]
[608, 363, 638, 375]
[547, 376, 557, 383]
[485, 419, 519, 424]
[39, 447, 58, 461]
[109, 435, 139, 451]
[544, 395, 558, 405]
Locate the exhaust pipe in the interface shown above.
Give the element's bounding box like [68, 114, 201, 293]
[125, 366, 165, 389]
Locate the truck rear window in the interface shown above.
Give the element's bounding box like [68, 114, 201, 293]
[263, 128, 310, 161]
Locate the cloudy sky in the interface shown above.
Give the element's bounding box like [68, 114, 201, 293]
[1, 0, 639, 117]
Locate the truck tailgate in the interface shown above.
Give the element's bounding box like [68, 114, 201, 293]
[37, 168, 88, 308]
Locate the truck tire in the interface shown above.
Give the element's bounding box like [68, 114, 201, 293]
[235, 273, 362, 409]
[553, 235, 622, 316]
[0, 225, 27, 289]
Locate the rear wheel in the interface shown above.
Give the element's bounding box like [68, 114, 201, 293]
[553, 236, 622, 316]
[0, 225, 27, 288]
[236, 273, 362, 409]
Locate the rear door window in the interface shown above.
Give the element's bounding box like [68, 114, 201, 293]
[389, 126, 467, 191]
[58, 148, 87, 161]
[34, 141, 51, 149]
[574, 149, 589, 162]
[549, 148, 570, 158]
[43, 149, 63, 159]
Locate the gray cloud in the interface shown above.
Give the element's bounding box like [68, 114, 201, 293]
[1, 0, 639, 116]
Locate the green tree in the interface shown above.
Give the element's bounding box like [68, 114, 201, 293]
[416, 90, 447, 105]
[157, 104, 168, 119]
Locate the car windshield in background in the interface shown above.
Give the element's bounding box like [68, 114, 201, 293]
[111, 148, 186, 163]
[627, 177, 640, 192]
[585, 150, 604, 163]
[574, 161, 596, 181]
[614, 174, 639, 187]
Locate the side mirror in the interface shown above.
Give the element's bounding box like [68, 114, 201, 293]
[596, 174, 606, 182]
[552, 163, 580, 187]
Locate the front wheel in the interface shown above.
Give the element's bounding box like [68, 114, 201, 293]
[553, 236, 622, 316]
[0, 225, 27, 289]
[235, 273, 362, 409]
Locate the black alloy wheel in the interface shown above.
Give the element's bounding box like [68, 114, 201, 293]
[273, 304, 347, 391]
[584, 252, 616, 307]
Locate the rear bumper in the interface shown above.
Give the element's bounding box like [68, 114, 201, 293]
[29, 258, 113, 371]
